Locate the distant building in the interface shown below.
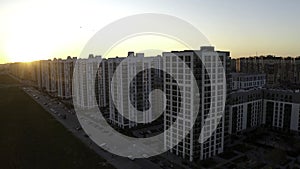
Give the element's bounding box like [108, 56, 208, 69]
[230, 58, 237, 73]
[8, 62, 36, 83]
[49, 59, 58, 95]
[237, 55, 300, 88]
[230, 73, 266, 91]
[295, 57, 300, 84]
[57, 56, 76, 99]
[40, 60, 51, 92]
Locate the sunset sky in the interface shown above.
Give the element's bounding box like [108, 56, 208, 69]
[0, 0, 299, 64]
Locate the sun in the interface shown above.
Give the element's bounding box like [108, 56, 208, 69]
[4, 15, 56, 63]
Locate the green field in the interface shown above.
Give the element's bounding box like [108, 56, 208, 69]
[0, 75, 114, 169]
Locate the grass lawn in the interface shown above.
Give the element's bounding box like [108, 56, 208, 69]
[0, 75, 114, 169]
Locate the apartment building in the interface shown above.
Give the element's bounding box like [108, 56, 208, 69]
[107, 57, 125, 126]
[73, 55, 101, 109]
[163, 46, 228, 161]
[49, 59, 58, 95]
[230, 73, 266, 91]
[8, 62, 37, 83]
[40, 60, 51, 92]
[57, 56, 76, 99]
[263, 89, 300, 132]
[96, 58, 109, 108]
[227, 79, 300, 135]
[108, 53, 162, 128]
[237, 55, 300, 88]
[228, 89, 263, 134]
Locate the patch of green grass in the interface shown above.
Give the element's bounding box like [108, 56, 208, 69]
[0, 75, 114, 169]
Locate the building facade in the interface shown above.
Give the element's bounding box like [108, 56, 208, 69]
[227, 87, 300, 135]
[230, 73, 266, 91]
[73, 55, 101, 109]
[228, 89, 263, 134]
[57, 56, 76, 99]
[163, 46, 227, 161]
[263, 89, 300, 132]
[237, 55, 300, 88]
[108, 53, 162, 128]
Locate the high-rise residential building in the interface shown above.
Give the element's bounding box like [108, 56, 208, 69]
[108, 52, 162, 128]
[49, 59, 58, 95]
[40, 60, 51, 92]
[217, 51, 232, 146]
[0, 64, 7, 73]
[107, 57, 125, 126]
[57, 56, 76, 99]
[8, 62, 37, 84]
[96, 58, 109, 108]
[35, 60, 43, 89]
[163, 46, 227, 161]
[29, 61, 39, 87]
[73, 55, 101, 109]
[7, 62, 22, 80]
